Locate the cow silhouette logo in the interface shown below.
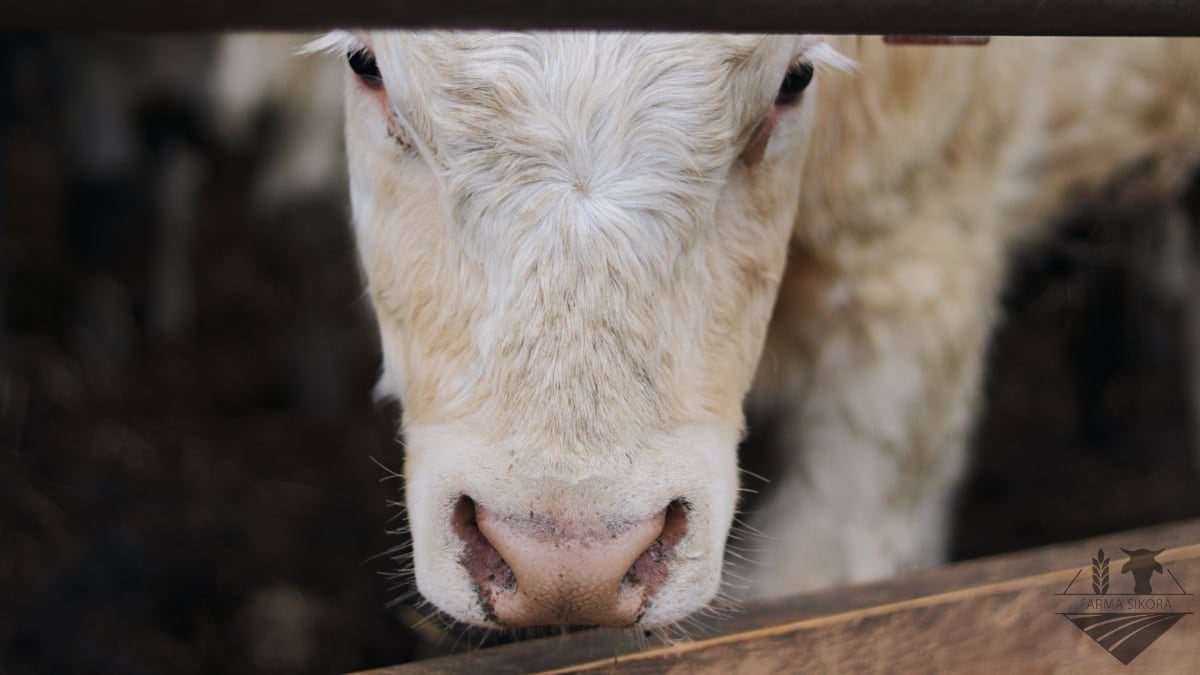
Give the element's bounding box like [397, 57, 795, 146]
[1121, 548, 1165, 594]
[1055, 545, 1191, 665]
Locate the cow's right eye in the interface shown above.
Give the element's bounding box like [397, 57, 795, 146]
[348, 48, 384, 90]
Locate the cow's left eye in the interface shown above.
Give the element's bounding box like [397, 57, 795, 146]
[776, 60, 814, 105]
[348, 48, 384, 90]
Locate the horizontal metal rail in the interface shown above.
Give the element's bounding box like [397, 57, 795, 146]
[1, 0, 1199, 35]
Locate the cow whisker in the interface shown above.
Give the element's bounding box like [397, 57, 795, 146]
[368, 454, 405, 482]
[737, 467, 771, 485]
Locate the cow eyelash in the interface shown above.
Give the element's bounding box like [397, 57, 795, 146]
[348, 47, 385, 90]
[776, 58, 815, 106]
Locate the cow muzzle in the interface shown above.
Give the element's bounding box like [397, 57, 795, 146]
[452, 497, 688, 627]
[401, 424, 740, 628]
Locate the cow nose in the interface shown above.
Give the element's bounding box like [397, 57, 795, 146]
[452, 497, 687, 627]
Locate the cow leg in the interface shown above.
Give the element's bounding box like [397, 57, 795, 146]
[741, 223, 1010, 598]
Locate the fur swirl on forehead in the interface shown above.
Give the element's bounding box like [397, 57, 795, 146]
[389, 34, 787, 267]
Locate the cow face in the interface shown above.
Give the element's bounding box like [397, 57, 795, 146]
[325, 31, 841, 628]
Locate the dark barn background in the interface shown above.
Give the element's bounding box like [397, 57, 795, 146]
[2, 34, 1200, 674]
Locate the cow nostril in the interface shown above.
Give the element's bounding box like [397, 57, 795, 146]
[625, 499, 688, 595]
[451, 496, 515, 592]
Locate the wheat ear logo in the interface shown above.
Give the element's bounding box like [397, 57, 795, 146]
[1056, 544, 1191, 665]
[1092, 548, 1110, 595]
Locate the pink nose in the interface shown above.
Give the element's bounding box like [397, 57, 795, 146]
[452, 498, 687, 627]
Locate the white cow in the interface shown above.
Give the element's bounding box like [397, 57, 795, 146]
[313, 32, 1200, 629]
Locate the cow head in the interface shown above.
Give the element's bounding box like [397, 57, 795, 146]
[319, 31, 848, 628]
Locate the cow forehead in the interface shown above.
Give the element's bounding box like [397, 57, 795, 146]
[372, 32, 790, 262]
[388, 32, 777, 98]
[376, 33, 785, 169]
[350, 33, 803, 440]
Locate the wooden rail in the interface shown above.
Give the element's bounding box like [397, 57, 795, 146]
[2, 0, 1200, 34]
[360, 518, 1200, 674]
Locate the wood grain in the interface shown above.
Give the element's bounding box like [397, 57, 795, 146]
[360, 518, 1200, 674]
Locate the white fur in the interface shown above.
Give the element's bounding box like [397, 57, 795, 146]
[322, 32, 1200, 626]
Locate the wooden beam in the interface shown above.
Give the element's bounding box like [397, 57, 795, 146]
[359, 518, 1200, 674]
[2, 0, 1200, 34]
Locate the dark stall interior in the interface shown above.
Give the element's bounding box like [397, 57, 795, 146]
[2, 34, 1200, 674]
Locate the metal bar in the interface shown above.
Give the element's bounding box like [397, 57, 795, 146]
[1, 0, 1199, 35]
